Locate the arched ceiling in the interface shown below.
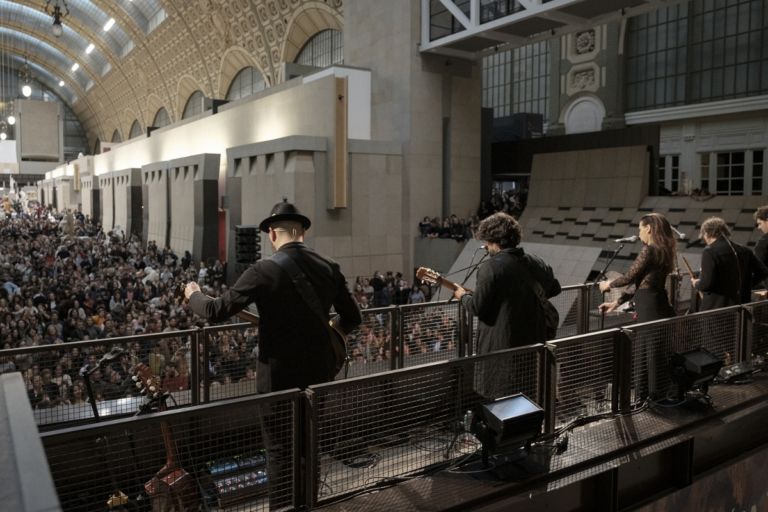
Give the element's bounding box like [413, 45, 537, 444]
[0, 0, 344, 150]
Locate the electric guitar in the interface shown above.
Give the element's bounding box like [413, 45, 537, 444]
[133, 364, 200, 512]
[416, 267, 473, 294]
[236, 309, 349, 375]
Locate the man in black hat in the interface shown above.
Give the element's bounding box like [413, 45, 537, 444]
[184, 199, 361, 391]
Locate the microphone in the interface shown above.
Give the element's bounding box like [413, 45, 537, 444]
[613, 235, 638, 243]
[97, 347, 124, 367]
[671, 226, 686, 240]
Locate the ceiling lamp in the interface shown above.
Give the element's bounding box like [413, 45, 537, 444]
[19, 61, 32, 98]
[7, 115, 15, 126]
[45, 0, 70, 38]
[0, 121, 7, 141]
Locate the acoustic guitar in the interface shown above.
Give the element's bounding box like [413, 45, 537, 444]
[236, 309, 349, 375]
[133, 364, 200, 512]
[416, 267, 473, 294]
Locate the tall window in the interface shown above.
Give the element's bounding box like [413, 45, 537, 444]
[715, 151, 745, 195]
[670, 155, 680, 192]
[128, 120, 142, 139]
[626, 3, 688, 110]
[295, 29, 343, 68]
[226, 67, 267, 101]
[701, 153, 710, 193]
[152, 107, 171, 128]
[111, 129, 122, 143]
[627, 0, 768, 111]
[482, 41, 549, 119]
[752, 150, 764, 196]
[182, 90, 205, 119]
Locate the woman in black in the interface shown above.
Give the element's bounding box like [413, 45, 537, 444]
[598, 212, 677, 322]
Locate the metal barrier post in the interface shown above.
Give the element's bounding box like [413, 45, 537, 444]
[299, 390, 312, 509]
[540, 344, 556, 435]
[577, 284, 591, 334]
[190, 328, 200, 406]
[394, 307, 405, 370]
[615, 329, 633, 413]
[202, 328, 211, 404]
[740, 305, 753, 362]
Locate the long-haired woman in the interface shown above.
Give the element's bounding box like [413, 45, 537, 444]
[599, 212, 677, 322]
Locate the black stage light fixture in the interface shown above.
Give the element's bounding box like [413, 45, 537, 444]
[669, 348, 723, 401]
[470, 393, 544, 466]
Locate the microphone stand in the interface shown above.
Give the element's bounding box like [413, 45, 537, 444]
[591, 242, 628, 331]
[79, 363, 102, 420]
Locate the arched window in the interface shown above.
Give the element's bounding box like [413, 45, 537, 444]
[152, 107, 171, 128]
[295, 29, 343, 68]
[129, 120, 142, 139]
[226, 67, 267, 101]
[111, 129, 122, 143]
[182, 90, 205, 119]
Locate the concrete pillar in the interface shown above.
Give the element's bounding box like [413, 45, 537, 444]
[344, 0, 481, 274]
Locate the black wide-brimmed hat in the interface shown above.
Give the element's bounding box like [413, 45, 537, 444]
[258, 199, 312, 233]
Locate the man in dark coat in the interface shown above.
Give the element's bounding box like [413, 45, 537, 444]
[754, 206, 768, 269]
[453, 212, 560, 354]
[185, 200, 361, 392]
[692, 216, 768, 311]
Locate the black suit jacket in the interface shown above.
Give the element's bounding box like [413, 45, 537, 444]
[755, 232, 768, 270]
[460, 247, 560, 354]
[696, 237, 768, 311]
[189, 242, 361, 390]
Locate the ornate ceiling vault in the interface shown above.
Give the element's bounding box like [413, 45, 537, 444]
[0, 0, 343, 149]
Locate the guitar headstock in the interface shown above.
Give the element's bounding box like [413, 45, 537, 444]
[416, 267, 441, 286]
[132, 362, 166, 405]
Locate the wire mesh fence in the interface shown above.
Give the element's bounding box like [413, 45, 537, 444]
[1, 329, 197, 429]
[400, 301, 460, 367]
[41, 390, 300, 512]
[627, 307, 742, 404]
[549, 331, 619, 429]
[308, 346, 543, 506]
[746, 301, 768, 360]
[202, 322, 260, 402]
[344, 307, 395, 378]
[550, 285, 583, 339]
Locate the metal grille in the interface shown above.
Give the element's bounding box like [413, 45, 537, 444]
[203, 322, 259, 401]
[0, 330, 197, 428]
[41, 391, 299, 512]
[401, 301, 460, 367]
[746, 301, 768, 360]
[345, 308, 395, 377]
[550, 331, 618, 429]
[309, 346, 542, 505]
[628, 307, 741, 403]
[550, 285, 582, 338]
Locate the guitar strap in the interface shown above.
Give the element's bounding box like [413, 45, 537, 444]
[270, 250, 347, 374]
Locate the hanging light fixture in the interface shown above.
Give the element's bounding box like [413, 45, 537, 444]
[0, 121, 7, 141]
[45, 0, 70, 38]
[19, 59, 32, 98]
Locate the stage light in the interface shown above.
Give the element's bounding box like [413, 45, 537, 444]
[669, 348, 722, 401]
[470, 393, 544, 466]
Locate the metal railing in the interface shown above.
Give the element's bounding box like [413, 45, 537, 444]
[0, 281, 718, 429]
[29, 300, 768, 510]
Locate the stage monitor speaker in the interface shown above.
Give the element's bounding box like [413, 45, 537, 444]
[472, 393, 544, 453]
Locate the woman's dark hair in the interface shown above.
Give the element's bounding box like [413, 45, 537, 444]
[640, 213, 676, 271]
[475, 212, 521, 248]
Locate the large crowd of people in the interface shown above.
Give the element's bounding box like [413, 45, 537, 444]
[0, 206, 458, 410]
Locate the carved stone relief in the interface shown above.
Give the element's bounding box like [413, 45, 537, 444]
[575, 30, 595, 55]
[565, 62, 600, 96]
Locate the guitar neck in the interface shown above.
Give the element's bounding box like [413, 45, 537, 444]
[236, 309, 259, 325]
[160, 420, 180, 470]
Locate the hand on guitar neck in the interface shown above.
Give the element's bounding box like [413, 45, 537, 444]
[416, 267, 472, 301]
